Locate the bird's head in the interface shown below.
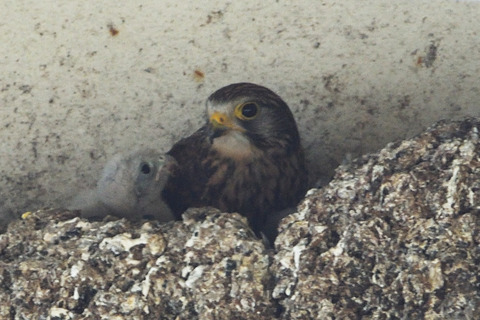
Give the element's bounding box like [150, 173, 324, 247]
[205, 83, 301, 158]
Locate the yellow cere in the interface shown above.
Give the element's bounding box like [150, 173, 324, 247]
[210, 111, 235, 129]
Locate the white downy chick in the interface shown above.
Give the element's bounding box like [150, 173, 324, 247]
[69, 149, 176, 222]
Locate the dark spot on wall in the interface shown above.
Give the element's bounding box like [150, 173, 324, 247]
[31, 141, 38, 159]
[108, 24, 119, 37]
[302, 99, 311, 106]
[423, 42, 438, 68]
[204, 11, 223, 25]
[194, 69, 205, 82]
[89, 151, 103, 160]
[398, 95, 411, 110]
[323, 74, 343, 93]
[19, 85, 32, 94]
[415, 42, 438, 68]
[1, 84, 11, 92]
[366, 106, 377, 115]
[416, 56, 423, 67]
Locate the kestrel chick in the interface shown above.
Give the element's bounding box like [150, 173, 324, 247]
[163, 83, 308, 234]
[70, 149, 176, 222]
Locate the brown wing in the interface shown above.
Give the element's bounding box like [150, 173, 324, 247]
[200, 143, 308, 233]
[162, 126, 210, 218]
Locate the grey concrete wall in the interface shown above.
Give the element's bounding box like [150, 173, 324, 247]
[1, 0, 479, 227]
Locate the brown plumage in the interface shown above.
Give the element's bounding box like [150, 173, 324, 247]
[163, 83, 308, 234]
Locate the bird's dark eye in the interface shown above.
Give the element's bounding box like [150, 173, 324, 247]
[242, 103, 257, 118]
[140, 162, 152, 174]
[235, 102, 259, 120]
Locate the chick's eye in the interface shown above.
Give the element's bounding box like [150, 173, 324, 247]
[235, 102, 258, 120]
[140, 162, 152, 175]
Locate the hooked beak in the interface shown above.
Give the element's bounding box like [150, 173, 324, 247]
[210, 111, 235, 129]
[207, 111, 244, 142]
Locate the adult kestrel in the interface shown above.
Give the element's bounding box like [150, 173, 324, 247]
[163, 83, 308, 235]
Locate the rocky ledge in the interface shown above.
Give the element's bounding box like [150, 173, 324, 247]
[1, 118, 479, 319]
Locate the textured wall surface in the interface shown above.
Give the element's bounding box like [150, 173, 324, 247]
[0, 0, 479, 226]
